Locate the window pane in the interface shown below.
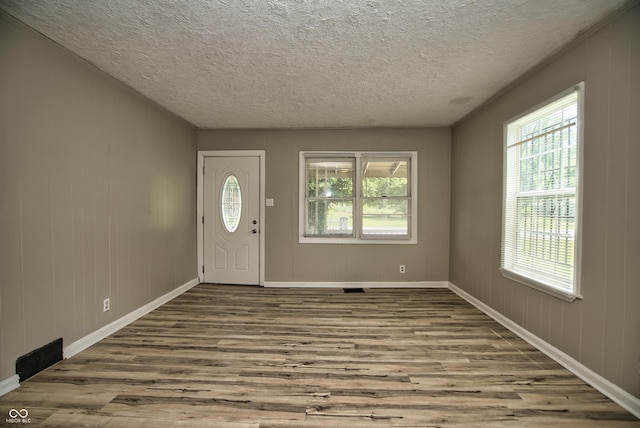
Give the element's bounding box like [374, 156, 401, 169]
[306, 159, 354, 198]
[518, 121, 577, 192]
[221, 174, 241, 233]
[362, 198, 408, 236]
[306, 199, 353, 235]
[362, 158, 409, 197]
[305, 158, 354, 236]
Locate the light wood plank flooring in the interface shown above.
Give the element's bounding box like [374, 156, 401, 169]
[1, 284, 638, 427]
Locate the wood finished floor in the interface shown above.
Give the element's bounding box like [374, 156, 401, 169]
[1, 284, 638, 427]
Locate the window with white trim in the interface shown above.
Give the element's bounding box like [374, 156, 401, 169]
[501, 83, 583, 301]
[299, 151, 417, 244]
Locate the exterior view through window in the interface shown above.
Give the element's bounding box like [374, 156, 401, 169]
[305, 158, 355, 236]
[362, 157, 410, 237]
[300, 152, 417, 244]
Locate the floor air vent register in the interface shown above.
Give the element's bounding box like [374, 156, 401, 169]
[16, 337, 63, 382]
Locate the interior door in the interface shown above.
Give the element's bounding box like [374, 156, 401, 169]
[203, 156, 260, 285]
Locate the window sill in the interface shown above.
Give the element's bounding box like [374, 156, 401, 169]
[300, 236, 417, 245]
[499, 268, 581, 302]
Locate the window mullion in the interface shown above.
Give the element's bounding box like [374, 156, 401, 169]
[355, 155, 362, 239]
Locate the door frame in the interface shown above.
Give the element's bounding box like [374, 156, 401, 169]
[197, 150, 266, 285]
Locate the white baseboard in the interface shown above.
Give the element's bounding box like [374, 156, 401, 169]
[448, 282, 640, 420]
[264, 281, 449, 289]
[0, 375, 19, 396]
[5, 277, 638, 419]
[64, 278, 200, 359]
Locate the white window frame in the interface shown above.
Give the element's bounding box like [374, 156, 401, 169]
[299, 151, 418, 244]
[500, 83, 584, 302]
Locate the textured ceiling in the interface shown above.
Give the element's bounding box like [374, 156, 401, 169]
[0, 0, 628, 129]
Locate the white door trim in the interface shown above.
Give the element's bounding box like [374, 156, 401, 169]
[197, 150, 266, 285]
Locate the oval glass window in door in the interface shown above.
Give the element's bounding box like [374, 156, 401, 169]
[221, 174, 242, 233]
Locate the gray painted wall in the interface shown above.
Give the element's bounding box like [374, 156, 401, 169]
[198, 128, 451, 283]
[0, 13, 198, 384]
[450, 5, 640, 398]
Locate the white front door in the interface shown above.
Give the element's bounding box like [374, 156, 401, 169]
[203, 156, 260, 285]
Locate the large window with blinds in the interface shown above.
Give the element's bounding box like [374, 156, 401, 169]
[299, 151, 418, 244]
[500, 83, 584, 301]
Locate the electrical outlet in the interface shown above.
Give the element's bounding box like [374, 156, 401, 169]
[399, 265, 406, 274]
[103, 298, 110, 312]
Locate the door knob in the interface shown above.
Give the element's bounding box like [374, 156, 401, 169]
[252, 229, 258, 234]
[252, 220, 257, 224]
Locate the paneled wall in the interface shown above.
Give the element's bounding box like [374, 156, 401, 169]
[198, 128, 451, 283]
[450, 5, 640, 398]
[0, 13, 198, 384]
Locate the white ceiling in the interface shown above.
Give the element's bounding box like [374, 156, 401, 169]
[0, 0, 628, 129]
